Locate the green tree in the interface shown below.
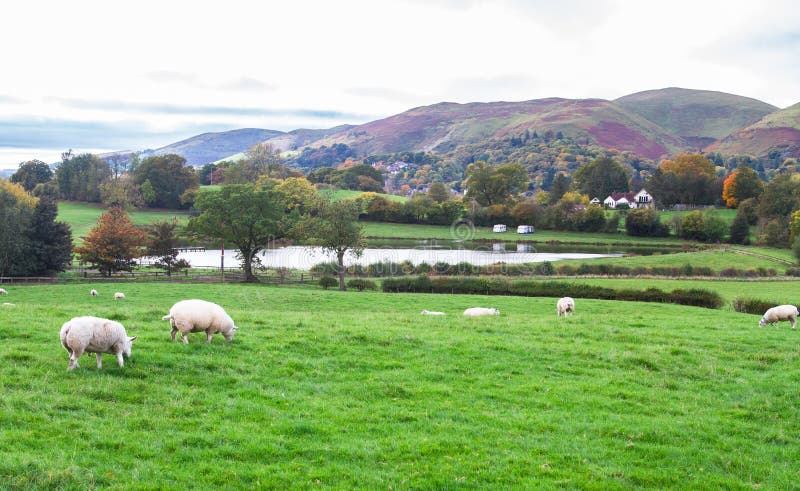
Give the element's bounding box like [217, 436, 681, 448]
[133, 154, 199, 209]
[26, 196, 73, 275]
[74, 207, 147, 276]
[464, 161, 528, 206]
[145, 220, 190, 276]
[10, 159, 53, 192]
[226, 143, 288, 183]
[299, 200, 366, 291]
[573, 157, 629, 201]
[0, 180, 35, 276]
[427, 182, 450, 203]
[188, 184, 292, 282]
[548, 173, 570, 204]
[729, 209, 751, 245]
[99, 174, 143, 209]
[625, 208, 669, 237]
[54, 153, 111, 202]
[757, 173, 800, 220]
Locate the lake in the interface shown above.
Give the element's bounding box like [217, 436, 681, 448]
[169, 241, 624, 270]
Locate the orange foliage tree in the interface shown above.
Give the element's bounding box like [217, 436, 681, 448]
[74, 207, 147, 276]
[660, 153, 716, 178]
[721, 166, 763, 208]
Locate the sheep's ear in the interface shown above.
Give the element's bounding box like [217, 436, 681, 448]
[129, 336, 138, 342]
[232, 326, 239, 331]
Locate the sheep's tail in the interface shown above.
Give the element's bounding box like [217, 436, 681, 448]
[161, 314, 172, 321]
[60, 324, 71, 350]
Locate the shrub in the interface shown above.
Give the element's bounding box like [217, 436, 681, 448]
[537, 261, 554, 275]
[311, 262, 340, 276]
[346, 279, 377, 291]
[625, 209, 670, 237]
[785, 267, 800, 277]
[318, 276, 338, 289]
[732, 297, 777, 315]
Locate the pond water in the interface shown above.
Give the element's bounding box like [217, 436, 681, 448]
[170, 242, 625, 270]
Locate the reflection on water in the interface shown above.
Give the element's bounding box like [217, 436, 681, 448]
[170, 244, 624, 270]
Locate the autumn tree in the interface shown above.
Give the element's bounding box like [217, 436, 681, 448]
[0, 180, 36, 276]
[649, 154, 720, 206]
[722, 165, 763, 208]
[99, 174, 144, 209]
[133, 154, 199, 209]
[187, 184, 294, 282]
[225, 143, 289, 183]
[74, 207, 147, 276]
[10, 159, 53, 191]
[275, 177, 320, 213]
[573, 157, 629, 201]
[427, 181, 450, 203]
[145, 219, 190, 276]
[298, 200, 366, 291]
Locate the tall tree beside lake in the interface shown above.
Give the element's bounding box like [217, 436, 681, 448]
[188, 184, 293, 282]
[464, 161, 528, 206]
[133, 154, 199, 209]
[54, 153, 111, 202]
[573, 157, 629, 200]
[145, 220, 190, 277]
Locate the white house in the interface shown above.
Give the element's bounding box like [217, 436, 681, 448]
[603, 189, 654, 209]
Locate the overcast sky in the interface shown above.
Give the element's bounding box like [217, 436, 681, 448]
[1, 0, 798, 169]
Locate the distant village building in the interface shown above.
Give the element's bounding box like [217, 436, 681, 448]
[598, 189, 653, 209]
[492, 224, 507, 233]
[589, 197, 600, 205]
[517, 225, 534, 234]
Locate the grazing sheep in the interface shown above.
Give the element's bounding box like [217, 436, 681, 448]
[463, 307, 500, 317]
[114, 292, 125, 299]
[59, 316, 137, 371]
[421, 309, 446, 315]
[557, 297, 575, 317]
[759, 305, 799, 329]
[2, 302, 14, 306]
[90, 289, 98, 297]
[162, 299, 239, 344]
[0, 288, 7, 295]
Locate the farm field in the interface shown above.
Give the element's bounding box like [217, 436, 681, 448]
[361, 222, 686, 245]
[573, 248, 793, 274]
[57, 202, 190, 241]
[318, 188, 407, 203]
[1, 283, 799, 488]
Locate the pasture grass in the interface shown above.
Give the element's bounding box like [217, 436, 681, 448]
[57, 202, 190, 242]
[318, 189, 407, 203]
[1, 283, 800, 488]
[574, 248, 792, 273]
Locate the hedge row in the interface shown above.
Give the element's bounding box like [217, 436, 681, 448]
[312, 261, 779, 278]
[381, 276, 724, 309]
[731, 297, 777, 315]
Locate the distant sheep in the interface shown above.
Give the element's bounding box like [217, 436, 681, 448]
[114, 292, 125, 299]
[557, 297, 575, 317]
[759, 305, 799, 329]
[0, 288, 7, 295]
[2, 302, 14, 306]
[90, 289, 98, 297]
[463, 307, 500, 317]
[59, 316, 137, 371]
[421, 309, 446, 315]
[162, 299, 239, 344]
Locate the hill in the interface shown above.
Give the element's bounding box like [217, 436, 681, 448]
[261, 125, 356, 152]
[308, 98, 689, 160]
[614, 87, 777, 150]
[706, 102, 800, 159]
[149, 128, 285, 165]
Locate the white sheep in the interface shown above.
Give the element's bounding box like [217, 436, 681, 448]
[2, 302, 14, 306]
[114, 292, 125, 299]
[557, 297, 575, 317]
[0, 288, 7, 295]
[421, 309, 446, 315]
[90, 289, 98, 297]
[759, 305, 799, 329]
[463, 307, 500, 317]
[59, 316, 137, 371]
[162, 299, 239, 344]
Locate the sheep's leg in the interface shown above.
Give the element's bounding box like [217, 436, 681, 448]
[181, 332, 189, 344]
[68, 347, 84, 371]
[791, 318, 796, 329]
[206, 330, 214, 343]
[116, 352, 124, 368]
[96, 353, 103, 369]
[170, 326, 178, 341]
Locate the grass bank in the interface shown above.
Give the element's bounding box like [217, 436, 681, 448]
[57, 201, 190, 241]
[1, 283, 799, 488]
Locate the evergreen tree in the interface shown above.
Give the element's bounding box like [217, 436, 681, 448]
[729, 209, 751, 245]
[26, 196, 73, 275]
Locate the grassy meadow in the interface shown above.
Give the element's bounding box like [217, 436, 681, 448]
[1, 283, 800, 488]
[57, 202, 190, 242]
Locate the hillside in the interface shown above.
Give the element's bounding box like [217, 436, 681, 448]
[615, 87, 777, 150]
[707, 102, 800, 158]
[308, 98, 689, 160]
[261, 125, 356, 152]
[150, 128, 285, 165]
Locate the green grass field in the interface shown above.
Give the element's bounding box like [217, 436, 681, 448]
[318, 189, 407, 203]
[1, 283, 800, 488]
[575, 248, 793, 274]
[57, 202, 190, 241]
